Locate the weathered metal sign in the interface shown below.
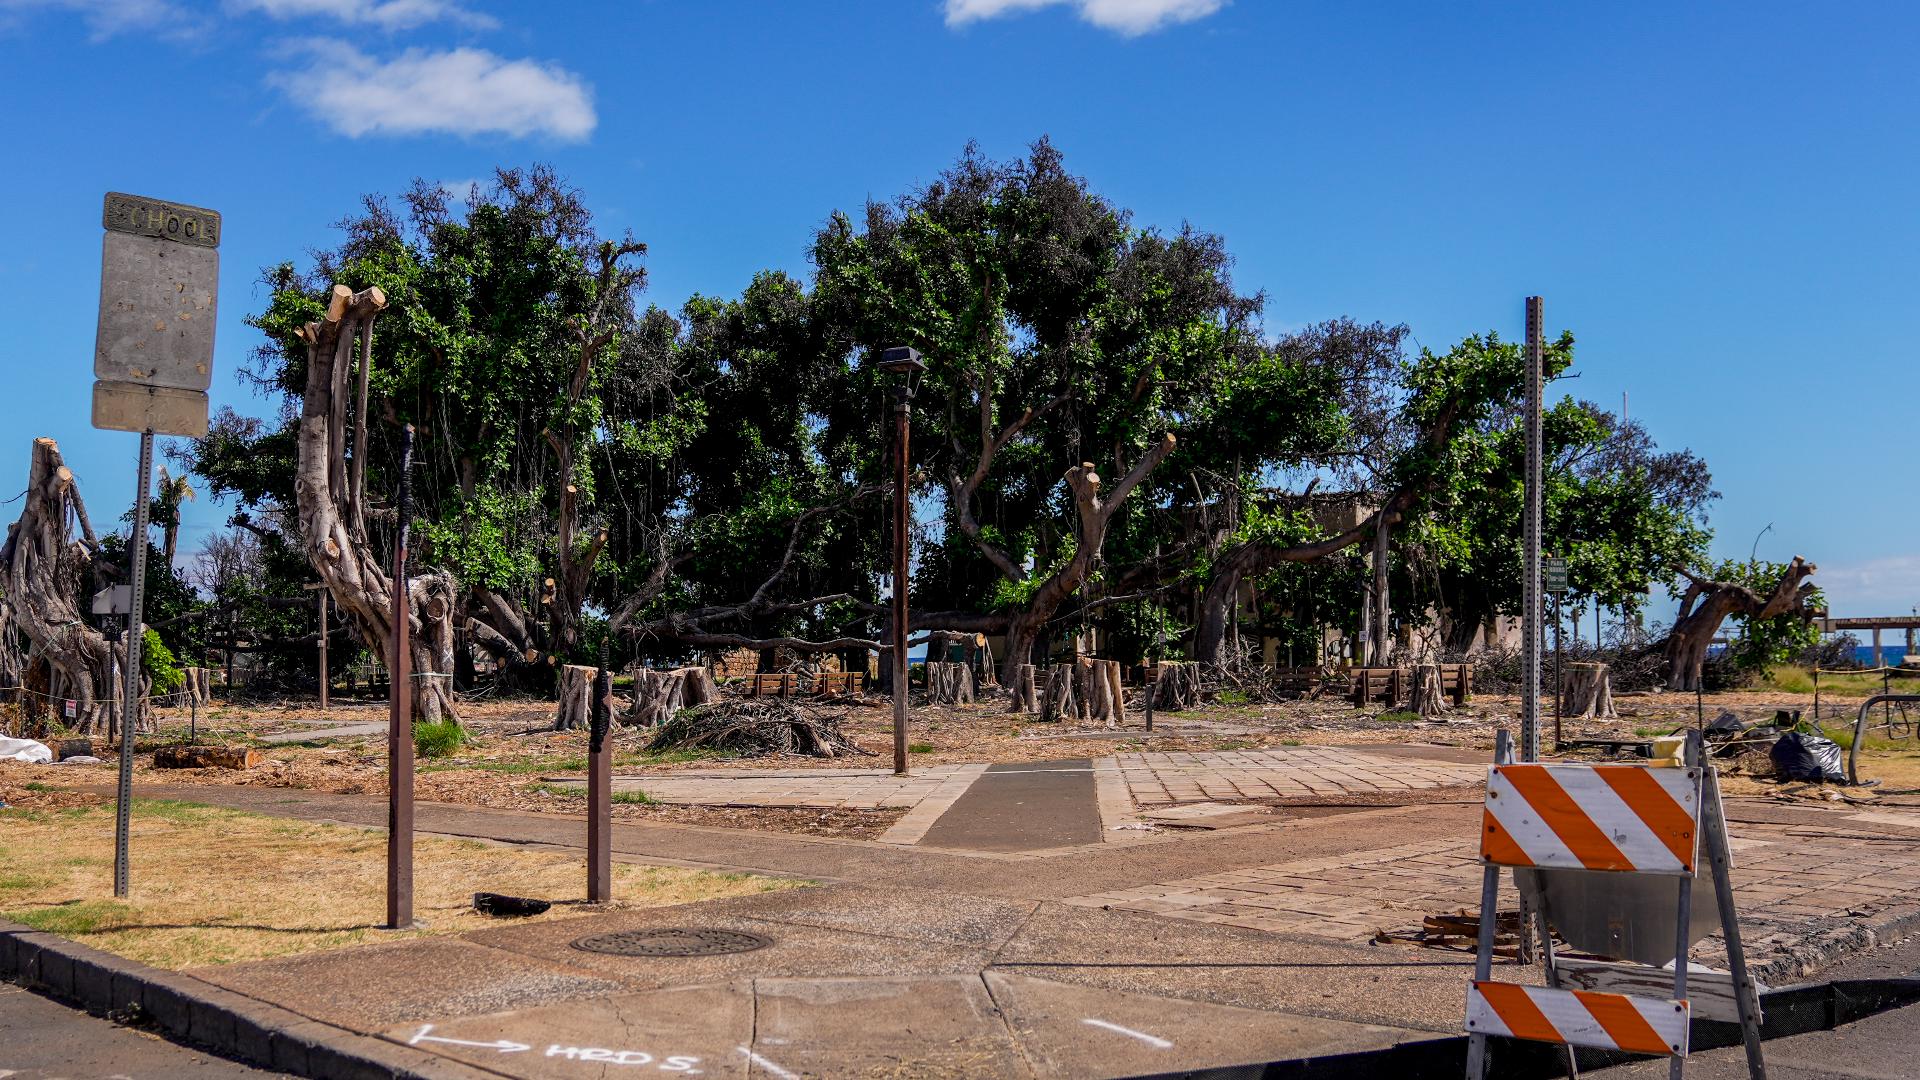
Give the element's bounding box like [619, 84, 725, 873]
[102, 192, 221, 248]
[93, 192, 218, 436]
[1544, 556, 1569, 595]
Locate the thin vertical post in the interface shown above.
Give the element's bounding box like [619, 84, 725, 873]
[1522, 297, 1545, 761]
[114, 429, 154, 899]
[1705, 766, 1770, 1079]
[386, 425, 416, 930]
[587, 641, 612, 904]
[892, 387, 911, 776]
[317, 589, 329, 712]
[1553, 592, 1563, 750]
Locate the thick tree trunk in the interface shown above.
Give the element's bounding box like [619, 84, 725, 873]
[993, 442, 1176, 686]
[925, 661, 974, 705]
[1007, 663, 1037, 714]
[1410, 663, 1450, 720]
[292, 286, 458, 723]
[1041, 664, 1081, 723]
[0, 439, 127, 734]
[1662, 557, 1817, 691]
[1154, 661, 1203, 711]
[1561, 662, 1616, 720]
[625, 666, 713, 727]
[1368, 517, 1391, 666]
[555, 663, 595, 730]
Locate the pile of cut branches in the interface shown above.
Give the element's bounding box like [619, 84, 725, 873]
[646, 699, 872, 759]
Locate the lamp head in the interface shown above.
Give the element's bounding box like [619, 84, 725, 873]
[876, 346, 926, 376]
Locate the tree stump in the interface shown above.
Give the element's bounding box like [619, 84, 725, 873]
[1154, 661, 1202, 711]
[627, 666, 715, 727]
[970, 635, 998, 690]
[1410, 663, 1450, 720]
[1561, 662, 1617, 720]
[678, 666, 716, 708]
[555, 663, 596, 730]
[1072, 658, 1125, 728]
[1041, 664, 1081, 723]
[1007, 663, 1037, 714]
[925, 661, 974, 705]
[154, 745, 261, 770]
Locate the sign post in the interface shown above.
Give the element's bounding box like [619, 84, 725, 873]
[92, 193, 219, 898]
[1546, 556, 1569, 749]
[1520, 298, 1545, 762]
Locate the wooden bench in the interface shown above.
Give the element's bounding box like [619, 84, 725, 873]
[746, 672, 798, 697]
[809, 671, 863, 695]
[1350, 667, 1405, 707]
[1349, 663, 1472, 708]
[1268, 666, 1325, 696]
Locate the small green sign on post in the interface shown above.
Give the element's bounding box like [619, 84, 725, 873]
[1544, 556, 1569, 595]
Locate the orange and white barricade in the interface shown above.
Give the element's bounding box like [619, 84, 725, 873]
[1463, 731, 1767, 1079]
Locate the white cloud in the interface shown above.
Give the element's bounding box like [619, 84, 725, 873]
[272, 41, 595, 140]
[944, 0, 1225, 35]
[228, 0, 496, 31]
[1809, 555, 1920, 619]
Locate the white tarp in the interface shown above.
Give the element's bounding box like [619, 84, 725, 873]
[0, 737, 53, 764]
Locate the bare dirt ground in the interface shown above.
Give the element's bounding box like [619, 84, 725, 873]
[9, 678, 1916, 820]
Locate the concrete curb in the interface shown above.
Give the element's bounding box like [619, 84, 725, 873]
[1751, 902, 1920, 986]
[0, 920, 502, 1079]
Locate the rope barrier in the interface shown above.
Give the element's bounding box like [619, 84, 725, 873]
[1812, 666, 1920, 676]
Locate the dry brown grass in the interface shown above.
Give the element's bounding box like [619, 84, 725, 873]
[0, 798, 803, 969]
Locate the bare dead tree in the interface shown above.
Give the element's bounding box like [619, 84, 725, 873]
[0, 439, 130, 734]
[293, 285, 459, 722]
[1663, 556, 1817, 692]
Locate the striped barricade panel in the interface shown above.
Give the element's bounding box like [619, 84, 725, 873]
[1481, 764, 1700, 875]
[1467, 981, 1689, 1057]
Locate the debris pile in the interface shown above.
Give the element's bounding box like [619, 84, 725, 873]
[646, 699, 871, 759]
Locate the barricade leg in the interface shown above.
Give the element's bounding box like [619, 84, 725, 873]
[1465, 861, 1502, 1080]
[1706, 771, 1768, 1080]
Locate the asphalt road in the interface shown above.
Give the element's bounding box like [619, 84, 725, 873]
[0, 983, 287, 1079]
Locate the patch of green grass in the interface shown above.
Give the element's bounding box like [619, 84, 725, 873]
[412, 720, 468, 759]
[618, 747, 728, 767]
[1377, 710, 1421, 723]
[23, 782, 55, 793]
[611, 790, 654, 805]
[526, 782, 583, 799]
[0, 871, 57, 893]
[1215, 690, 1251, 706]
[908, 742, 936, 754]
[1764, 664, 1920, 697]
[10, 899, 134, 936]
[1280, 739, 1303, 747]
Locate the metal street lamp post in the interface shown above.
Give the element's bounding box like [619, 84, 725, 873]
[877, 346, 925, 776]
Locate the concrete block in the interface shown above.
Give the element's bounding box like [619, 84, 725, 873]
[12, 934, 46, 990]
[186, 986, 247, 1053]
[68, 952, 127, 1013]
[0, 927, 18, 976]
[139, 972, 194, 1036]
[109, 968, 149, 1018]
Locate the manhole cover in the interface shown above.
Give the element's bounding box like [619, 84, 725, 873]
[570, 928, 772, 957]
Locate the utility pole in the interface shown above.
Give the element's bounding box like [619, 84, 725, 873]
[877, 347, 924, 777]
[1521, 297, 1545, 762]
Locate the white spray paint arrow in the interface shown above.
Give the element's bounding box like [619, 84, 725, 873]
[409, 1024, 531, 1053]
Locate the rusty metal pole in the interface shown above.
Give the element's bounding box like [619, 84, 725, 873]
[587, 642, 612, 903]
[386, 425, 416, 930]
[892, 386, 911, 777]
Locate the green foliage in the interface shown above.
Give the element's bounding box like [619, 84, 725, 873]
[412, 720, 468, 759]
[142, 628, 183, 696]
[1713, 559, 1824, 672]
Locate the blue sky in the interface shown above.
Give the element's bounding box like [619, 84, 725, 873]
[2, 0, 1915, 619]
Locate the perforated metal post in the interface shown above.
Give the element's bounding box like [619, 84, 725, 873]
[113, 429, 153, 898]
[1521, 297, 1545, 762]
